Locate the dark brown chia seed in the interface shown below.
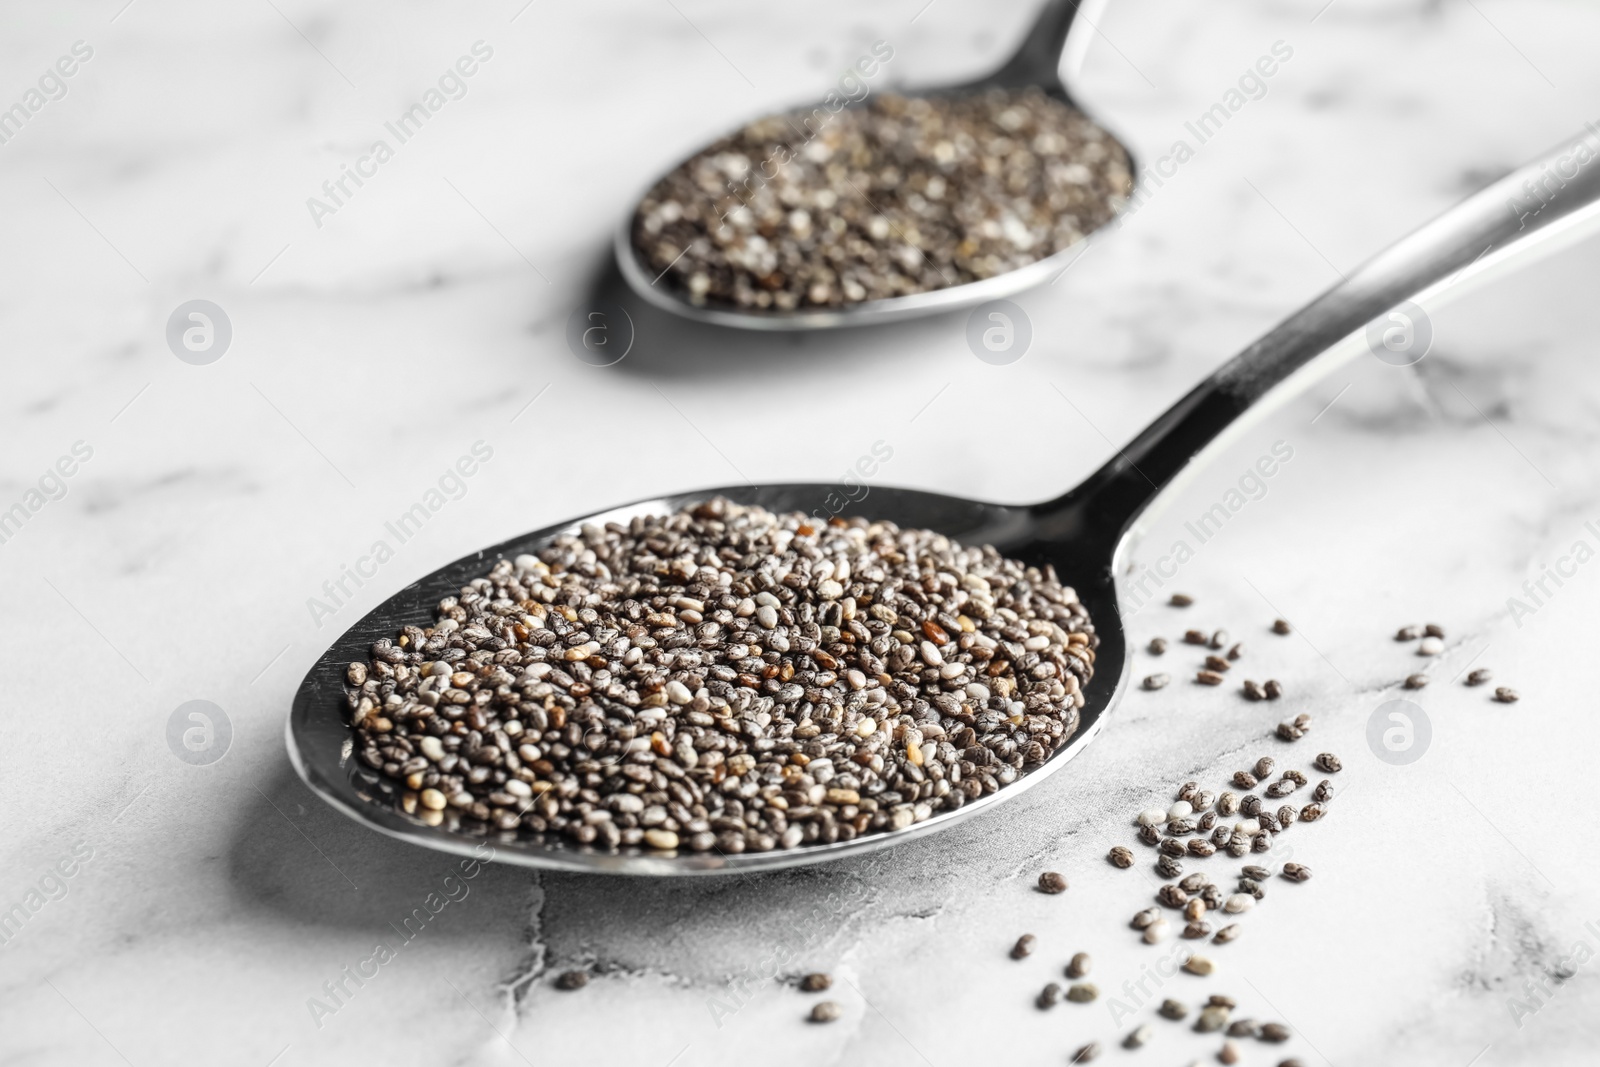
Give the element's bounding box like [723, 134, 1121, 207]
[1071, 1040, 1101, 1062]
[1272, 619, 1292, 635]
[1313, 779, 1333, 802]
[1466, 668, 1493, 686]
[800, 972, 832, 992]
[1404, 672, 1429, 689]
[345, 498, 1094, 854]
[1011, 934, 1036, 959]
[1495, 687, 1520, 703]
[1395, 625, 1421, 641]
[1264, 679, 1284, 700]
[1170, 593, 1195, 607]
[630, 89, 1133, 312]
[554, 970, 588, 990]
[1314, 752, 1342, 773]
[1184, 629, 1209, 645]
[1282, 862, 1312, 882]
[1424, 623, 1445, 638]
[1254, 756, 1275, 778]
[1108, 845, 1135, 868]
[1205, 655, 1231, 673]
[1261, 1022, 1292, 1042]
[1148, 637, 1169, 655]
[1067, 951, 1093, 978]
[1159, 998, 1188, 1020]
[1038, 871, 1068, 894]
[1036, 982, 1061, 1009]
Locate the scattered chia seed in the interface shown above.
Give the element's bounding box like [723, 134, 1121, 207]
[347, 498, 1095, 853]
[1067, 951, 1093, 978]
[631, 89, 1133, 312]
[1313, 752, 1341, 773]
[1403, 673, 1428, 689]
[1264, 679, 1284, 700]
[1124, 1023, 1154, 1049]
[1170, 594, 1195, 607]
[1071, 1041, 1102, 1063]
[1038, 871, 1068, 894]
[1036, 982, 1061, 1009]
[1197, 1006, 1230, 1032]
[1197, 670, 1226, 686]
[1395, 625, 1421, 641]
[1254, 756, 1275, 779]
[1272, 619, 1292, 635]
[554, 970, 588, 990]
[1143, 672, 1171, 690]
[809, 1000, 842, 1023]
[1149, 637, 1169, 655]
[1466, 668, 1493, 686]
[1066, 982, 1099, 1003]
[1108, 845, 1135, 869]
[1182, 954, 1216, 976]
[1424, 623, 1445, 638]
[1418, 636, 1444, 656]
[1220, 1038, 1243, 1064]
[1011, 933, 1036, 959]
[1495, 686, 1520, 703]
[800, 973, 832, 992]
[1261, 1022, 1292, 1042]
[1184, 630, 1209, 645]
[1159, 998, 1189, 1020]
[1282, 862, 1312, 882]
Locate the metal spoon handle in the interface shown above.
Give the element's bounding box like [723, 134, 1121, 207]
[984, 0, 1095, 92]
[1045, 126, 1600, 546]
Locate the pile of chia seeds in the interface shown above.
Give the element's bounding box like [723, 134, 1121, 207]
[631, 88, 1133, 312]
[345, 498, 1095, 854]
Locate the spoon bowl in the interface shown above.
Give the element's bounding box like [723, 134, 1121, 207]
[290, 131, 1600, 874]
[615, 0, 1135, 331]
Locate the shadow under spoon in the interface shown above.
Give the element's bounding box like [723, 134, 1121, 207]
[290, 132, 1600, 874]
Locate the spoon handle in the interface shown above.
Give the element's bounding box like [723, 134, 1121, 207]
[985, 0, 1096, 92]
[1045, 126, 1600, 546]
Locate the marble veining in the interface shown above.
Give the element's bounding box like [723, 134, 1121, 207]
[3, 0, 1600, 1064]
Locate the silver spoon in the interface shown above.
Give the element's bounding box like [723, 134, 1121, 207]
[614, 0, 1133, 331]
[291, 133, 1600, 874]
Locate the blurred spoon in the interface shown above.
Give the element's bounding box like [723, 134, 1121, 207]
[615, 0, 1133, 330]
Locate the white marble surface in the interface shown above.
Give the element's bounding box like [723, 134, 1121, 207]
[4, 0, 1600, 1064]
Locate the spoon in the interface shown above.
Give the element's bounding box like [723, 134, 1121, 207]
[613, 0, 1134, 331]
[291, 131, 1600, 874]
